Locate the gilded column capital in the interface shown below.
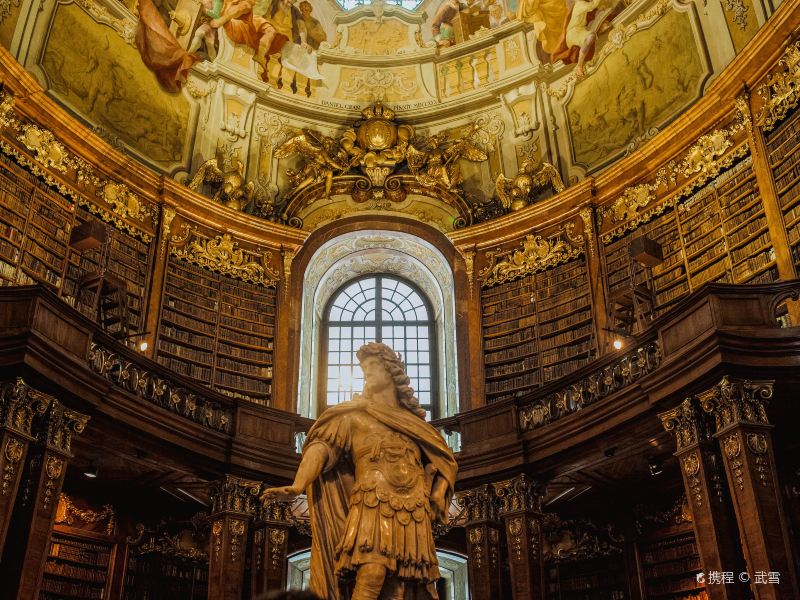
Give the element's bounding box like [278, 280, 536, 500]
[257, 497, 293, 524]
[697, 376, 773, 432]
[40, 399, 89, 456]
[0, 378, 52, 437]
[210, 475, 262, 516]
[492, 473, 543, 515]
[658, 397, 713, 451]
[456, 484, 499, 524]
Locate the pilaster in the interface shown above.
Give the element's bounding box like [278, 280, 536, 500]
[493, 473, 545, 600]
[659, 397, 748, 600]
[457, 484, 503, 600]
[208, 475, 261, 600]
[250, 499, 293, 598]
[698, 376, 799, 600]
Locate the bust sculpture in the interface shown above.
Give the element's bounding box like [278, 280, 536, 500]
[262, 342, 457, 600]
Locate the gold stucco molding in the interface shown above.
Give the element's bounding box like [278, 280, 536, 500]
[756, 40, 800, 132]
[170, 231, 280, 288]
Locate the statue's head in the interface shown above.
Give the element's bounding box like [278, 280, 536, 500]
[356, 342, 426, 418]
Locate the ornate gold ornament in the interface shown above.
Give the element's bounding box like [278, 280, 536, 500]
[495, 161, 564, 211]
[579, 207, 595, 259]
[1, 437, 24, 496]
[683, 452, 703, 507]
[276, 103, 485, 227]
[171, 233, 279, 288]
[468, 526, 483, 545]
[56, 493, 116, 536]
[697, 375, 773, 431]
[456, 484, 499, 523]
[160, 206, 177, 257]
[211, 475, 262, 515]
[493, 473, 542, 515]
[746, 433, 770, 486]
[0, 89, 16, 129]
[756, 41, 800, 131]
[101, 182, 154, 226]
[281, 247, 295, 299]
[212, 520, 223, 559]
[188, 147, 256, 211]
[43, 401, 90, 456]
[18, 124, 70, 173]
[229, 519, 246, 562]
[43, 455, 64, 510]
[0, 378, 52, 435]
[479, 232, 582, 288]
[722, 0, 748, 31]
[722, 433, 745, 491]
[602, 183, 655, 225]
[659, 397, 713, 451]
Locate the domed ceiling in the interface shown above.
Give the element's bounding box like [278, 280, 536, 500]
[0, 0, 767, 231]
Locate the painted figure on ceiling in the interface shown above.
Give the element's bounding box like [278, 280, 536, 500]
[430, 0, 462, 46]
[299, 1, 327, 50]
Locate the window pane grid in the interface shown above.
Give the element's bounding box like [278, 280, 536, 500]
[323, 276, 436, 418]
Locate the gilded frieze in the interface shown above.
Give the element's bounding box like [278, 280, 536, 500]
[170, 231, 280, 288]
[479, 228, 584, 288]
[756, 40, 800, 132]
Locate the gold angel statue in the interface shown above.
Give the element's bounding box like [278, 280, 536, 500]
[495, 160, 565, 211]
[275, 129, 351, 199]
[188, 152, 255, 211]
[406, 125, 488, 190]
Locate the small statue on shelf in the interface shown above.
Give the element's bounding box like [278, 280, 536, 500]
[188, 149, 255, 211]
[494, 159, 565, 211]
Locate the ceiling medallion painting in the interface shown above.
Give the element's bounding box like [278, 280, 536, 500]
[273, 101, 489, 230]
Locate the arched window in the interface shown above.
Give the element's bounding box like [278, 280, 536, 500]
[321, 275, 437, 419]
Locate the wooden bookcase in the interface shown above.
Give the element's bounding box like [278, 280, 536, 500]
[61, 206, 152, 336]
[123, 552, 207, 600]
[545, 554, 627, 600]
[765, 105, 800, 269]
[0, 154, 75, 290]
[482, 256, 594, 403]
[638, 529, 707, 600]
[603, 154, 776, 321]
[156, 256, 275, 405]
[40, 528, 114, 600]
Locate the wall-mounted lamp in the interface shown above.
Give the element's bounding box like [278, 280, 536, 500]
[117, 330, 152, 352]
[83, 465, 99, 479]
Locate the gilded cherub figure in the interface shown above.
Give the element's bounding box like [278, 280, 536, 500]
[188, 149, 255, 211]
[495, 159, 565, 211]
[275, 129, 350, 199]
[406, 124, 488, 190]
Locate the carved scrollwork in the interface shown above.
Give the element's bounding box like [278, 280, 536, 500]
[697, 375, 773, 431]
[601, 183, 655, 225]
[171, 233, 279, 288]
[56, 493, 116, 536]
[542, 515, 624, 563]
[41, 400, 89, 456]
[520, 341, 661, 431]
[492, 473, 542, 515]
[210, 475, 262, 515]
[88, 343, 233, 433]
[756, 41, 800, 131]
[0, 378, 53, 435]
[479, 232, 583, 288]
[456, 484, 499, 523]
[659, 397, 713, 451]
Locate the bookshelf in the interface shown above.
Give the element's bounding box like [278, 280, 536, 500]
[40, 529, 113, 600]
[61, 206, 151, 337]
[639, 530, 706, 600]
[156, 257, 275, 404]
[765, 105, 800, 271]
[482, 256, 594, 403]
[545, 555, 627, 600]
[0, 155, 75, 290]
[123, 552, 208, 600]
[603, 155, 776, 320]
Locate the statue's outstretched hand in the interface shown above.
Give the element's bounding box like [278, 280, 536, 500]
[431, 491, 448, 525]
[261, 485, 302, 503]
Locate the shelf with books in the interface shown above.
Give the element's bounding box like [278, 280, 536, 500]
[639, 530, 705, 600]
[123, 552, 208, 600]
[41, 530, 113, 600]
[545, 553, 628, 600]
[766, 105, 800, 271]
[156, 256, 276, 405]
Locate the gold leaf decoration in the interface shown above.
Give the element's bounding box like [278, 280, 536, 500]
[756, 41, 800, 132]
[479, 233, 582, 288]
[171, 233, 279, 288]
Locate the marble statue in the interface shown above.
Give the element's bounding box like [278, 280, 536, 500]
[262, 342, 457, 600]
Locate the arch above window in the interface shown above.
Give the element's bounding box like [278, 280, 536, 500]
[297, 231, 458, 420]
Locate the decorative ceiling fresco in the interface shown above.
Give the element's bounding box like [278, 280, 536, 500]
[0, 0, 767, 230]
